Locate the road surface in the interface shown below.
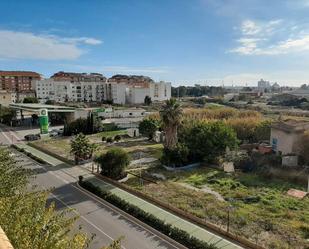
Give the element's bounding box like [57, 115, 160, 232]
[10, 148, 184, 249]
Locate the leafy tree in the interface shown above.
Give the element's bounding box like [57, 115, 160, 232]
[0, 148, 31, 197]
[0, 106, 16, 125]
[159, 98, 182, 149]
[0, 147, 120, 249]
[144, 95, 152, 105]
[161, 143, 189, 167]
[23, 97, 39, 103]
[95, 148, 130, 179]
[70, 133, 95, 164]
[254, 120, 272, 142]
[139, 118, 158, 140]
[179, 121, 238, 162]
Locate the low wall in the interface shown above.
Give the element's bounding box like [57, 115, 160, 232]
[94, 173, 265, 249]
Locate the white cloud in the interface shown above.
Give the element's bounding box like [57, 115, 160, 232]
[0, 30, 102, 60]
[229, 19, 309, 55]
[241, 20, 261, 35]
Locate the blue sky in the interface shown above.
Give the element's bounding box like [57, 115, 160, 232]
[1, 0, 309, 86]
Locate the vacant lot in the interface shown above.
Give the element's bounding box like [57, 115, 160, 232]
[31, 130, 163, 164]
[124, 166, 309, 249]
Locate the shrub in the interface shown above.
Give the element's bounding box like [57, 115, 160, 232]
[161, 143, 189, 167]
[102, 136, 106, 142]
[139, 118, 159, 140]
[80, 180, 217, 249]
[70, 133, 95, 164]
[179, 121, 238, 163]
[114, 135, 121, 142]
[106, 137, 113, 143]
[95, 148, 130, 179]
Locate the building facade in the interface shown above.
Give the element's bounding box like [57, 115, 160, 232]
[270, 120, 309, 155]
[35, 79, 106, 103]
[0, 71, 41, 102]
[0, 91, 17, 106]
[35, 72, 171, 105]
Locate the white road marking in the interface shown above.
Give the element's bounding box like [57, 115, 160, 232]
[50, 192, 127, 249]
[0, 127, 12, 144]
[20, 152, 182, 249]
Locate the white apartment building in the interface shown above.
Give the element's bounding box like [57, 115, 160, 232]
[150, 81, 171, 102]
[126, 81, 171, 104]
[34, 78, 171, 105]
[105, 82, 126, 105]
[34, 79, 106, 103]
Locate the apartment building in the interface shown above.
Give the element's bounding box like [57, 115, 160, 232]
[35, 72, 171, 105]
[0, 71, 40, 101]
[35, 79, 106, 103]
[126, 81, 171, 104]
[150, 81, 171, 102]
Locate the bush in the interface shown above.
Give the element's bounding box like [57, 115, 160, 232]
[179, 121, 238, 163]
[95, 148, 130, 179]
[106, 137, 113, 143]
[139, 118, 159, 140]
[102, 136, 106, 142]
[70, 133, 95, 164]
[161, 143, 189, 167]
[114, 135, 121, 142]
[102, 123, 118, 131]
[80, 180, 217, 249]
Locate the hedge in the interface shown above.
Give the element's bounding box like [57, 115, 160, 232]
[11, 144, 47, 164]
[79, 179, 218, 249]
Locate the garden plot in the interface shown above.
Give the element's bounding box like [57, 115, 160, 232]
[123, 166, 309, 249]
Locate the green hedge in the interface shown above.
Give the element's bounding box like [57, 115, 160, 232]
[11, 144, 46, 164]
[79, 180, 217, 249]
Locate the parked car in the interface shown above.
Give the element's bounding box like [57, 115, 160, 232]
[49, 128, 64, 137]
[24, 134, 41, 141]
[49, 130, 58, 137]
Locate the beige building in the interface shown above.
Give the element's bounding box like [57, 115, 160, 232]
[270, 120, 309, 155]
[0, 91, 16, 106]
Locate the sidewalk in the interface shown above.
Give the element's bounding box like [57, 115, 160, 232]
[15, 143, 243, 249]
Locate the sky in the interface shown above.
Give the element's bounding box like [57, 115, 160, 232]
[1, 0, 309, 86]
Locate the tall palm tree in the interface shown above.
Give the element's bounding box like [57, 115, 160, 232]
[159, 98, 182, 149]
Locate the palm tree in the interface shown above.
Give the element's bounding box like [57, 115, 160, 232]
[159, 98, 182, 149]
[70, 133, 95, 164]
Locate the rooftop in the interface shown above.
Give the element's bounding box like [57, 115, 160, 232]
[9, 103, 76, 113]
[272, 119, 309, 132]
[0, 71, 41, 78]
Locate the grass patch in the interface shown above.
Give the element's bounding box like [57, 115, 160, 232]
[123, 166, 309, 249]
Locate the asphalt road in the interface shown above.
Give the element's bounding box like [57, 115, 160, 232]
[10, 148, 183, 249]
